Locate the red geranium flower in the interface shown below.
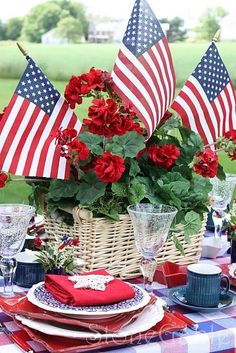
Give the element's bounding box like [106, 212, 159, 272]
[80, 67, 104, 94]
[224, 129, 236, 141]
[147, 144, 180, 169]
[64, 76, 83, 109]
[0, 172, 8, 188]
[67, 139, 90, 163]
[193, 148, 218, 178]
[94, 151, 125, 183]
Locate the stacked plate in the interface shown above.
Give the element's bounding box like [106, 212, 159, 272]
[14, 281, 164, 340]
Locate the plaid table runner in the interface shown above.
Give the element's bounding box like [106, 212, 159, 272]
[0, 255, 235, 353]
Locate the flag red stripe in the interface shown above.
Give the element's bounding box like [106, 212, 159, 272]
[223, 85, 234, 133]
[0, 98, 30, 170]
[36, 101, 69, 177]
[211, 99, 222, 138]
[171, 99, 191, 130]
[217, 94, 227, 136]
[229, 81, 236, 131]
[174, 87, 208, 143]
[111, 80, 151, 136]
[146, 48, 168, 112]
[0, 94, 18, 135]
[162, 37, 176, 99]
[22, 109, 49, 176]
[9, 104, 42, 174]
[49, 111, 78, 179]
[185, 81, 217, 142]
[117, 50, 157, 127]
[157, 39, 174, 102]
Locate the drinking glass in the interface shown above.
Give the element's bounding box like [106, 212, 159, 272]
[0, 204, 35, 297]
[209, 174, 236, 238]
[127, 203, 177, 292]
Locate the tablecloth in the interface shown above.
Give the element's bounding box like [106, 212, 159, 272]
[0, 256, 236, 353]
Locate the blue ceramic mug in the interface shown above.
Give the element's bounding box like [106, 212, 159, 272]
[14, 251, 45, 288]
[186, 263, 230, 307]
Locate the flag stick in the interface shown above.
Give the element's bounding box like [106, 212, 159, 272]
[212, 29, 221, 42]
[16, 42, 28, 57]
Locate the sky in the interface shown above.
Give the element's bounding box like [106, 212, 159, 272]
[0, 0, 235, 28]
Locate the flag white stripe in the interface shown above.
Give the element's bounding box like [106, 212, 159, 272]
[29, 97, 65, 176]
[0, 96, 24, 153]
[119, 44, 158, 124]
[159, 40, 175, 100]
[221, 89, 230, 133]
[15, 109, 46, 175]
[143, 49, 166, 117]
[43, 108, 81, 178]
[2, 103, 36, 171]
[112, 70, 153, 132]
[173, 95, 198, 133]
[175, 79, 214, 144]
[213, 98, 224, 137]
[188, 76, 218, 140]
[227, 83, 236, 129]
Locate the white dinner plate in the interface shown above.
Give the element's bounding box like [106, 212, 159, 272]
[27, 282, 151, 318]
[15, 300, 164, 339]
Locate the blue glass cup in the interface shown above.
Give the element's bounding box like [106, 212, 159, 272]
[186, 263, 230, 307]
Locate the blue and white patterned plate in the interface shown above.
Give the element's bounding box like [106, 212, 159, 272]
[27, 282, 150, 317]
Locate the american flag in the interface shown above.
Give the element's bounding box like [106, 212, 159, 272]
[172, 42, 236, 145]
[111, 0, 176, 138]
[0, 57, 81, 179]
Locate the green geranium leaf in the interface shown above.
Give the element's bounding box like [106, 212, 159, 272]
[128, 183, 146, 204]
[169, 181, 190, 198]
[171, 235, 185, 255]
[76, 171, 106, 205]
[107, 131, 145, 158]
[47, 179, 79, 201]
[184, 211, 201, 239]
[159, 116, 181, 132]
[217, 163, 226, 181]
[187, 134, 204, 150]
[129, 159, 140, 177]
[111, 182, 128, 197]
[79, 132, 103, 155]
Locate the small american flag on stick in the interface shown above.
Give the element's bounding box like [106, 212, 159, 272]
[111, 0, 176, 138]
[0, 55, 80, 179]
[172, 41, 236, 145]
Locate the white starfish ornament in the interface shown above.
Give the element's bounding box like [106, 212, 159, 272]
[68, 274, 114, 291]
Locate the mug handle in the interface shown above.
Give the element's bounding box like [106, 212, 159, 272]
[220, 274, 230, 293]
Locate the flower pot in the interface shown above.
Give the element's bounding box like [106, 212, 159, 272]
[43, 207, 207, 280]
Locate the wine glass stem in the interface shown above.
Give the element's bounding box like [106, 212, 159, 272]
[0, 258, 16, 297]
[140, 257, 157, 293]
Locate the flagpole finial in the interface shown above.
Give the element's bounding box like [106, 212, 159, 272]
[16, 42, 28, 57]
[212, 29, 221, 42]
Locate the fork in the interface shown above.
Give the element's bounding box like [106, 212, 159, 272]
[0, 321, 35, 353]
[157, 297, 198, 331]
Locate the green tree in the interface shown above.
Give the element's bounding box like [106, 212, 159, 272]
[21, 0, 88, 43]
[194, 7, 228, 41]
[55, 16, 83, 43]
[0, 20, 6, 40]
[21, 2, 62, 42]
[167, 17, 187, 42]
[5, 17, 24, 40]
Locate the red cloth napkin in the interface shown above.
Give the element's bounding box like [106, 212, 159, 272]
[44, 269, 135, 306]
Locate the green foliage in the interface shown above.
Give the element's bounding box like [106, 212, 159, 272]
[193, 7, 228, 41]
[5, 17, 24, 40]
[0, 20, 6, 40]
[21, 0, 88, 43]
[22, 2, 62, 42]
[167, 17, 187, 43]
[55, 16, 83, 43]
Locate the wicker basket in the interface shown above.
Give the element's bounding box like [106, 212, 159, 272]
[43, 206, 206, 280]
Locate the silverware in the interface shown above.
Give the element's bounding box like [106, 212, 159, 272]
[158, 297, 198, 330]
[0, 321, 35, 353]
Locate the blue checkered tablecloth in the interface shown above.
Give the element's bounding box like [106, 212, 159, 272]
[0, 256, 235, 353]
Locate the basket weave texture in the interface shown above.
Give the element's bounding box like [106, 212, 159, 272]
[43, 207, 206, 280]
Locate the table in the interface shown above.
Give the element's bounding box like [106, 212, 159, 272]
[0, 256, 236, 353]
